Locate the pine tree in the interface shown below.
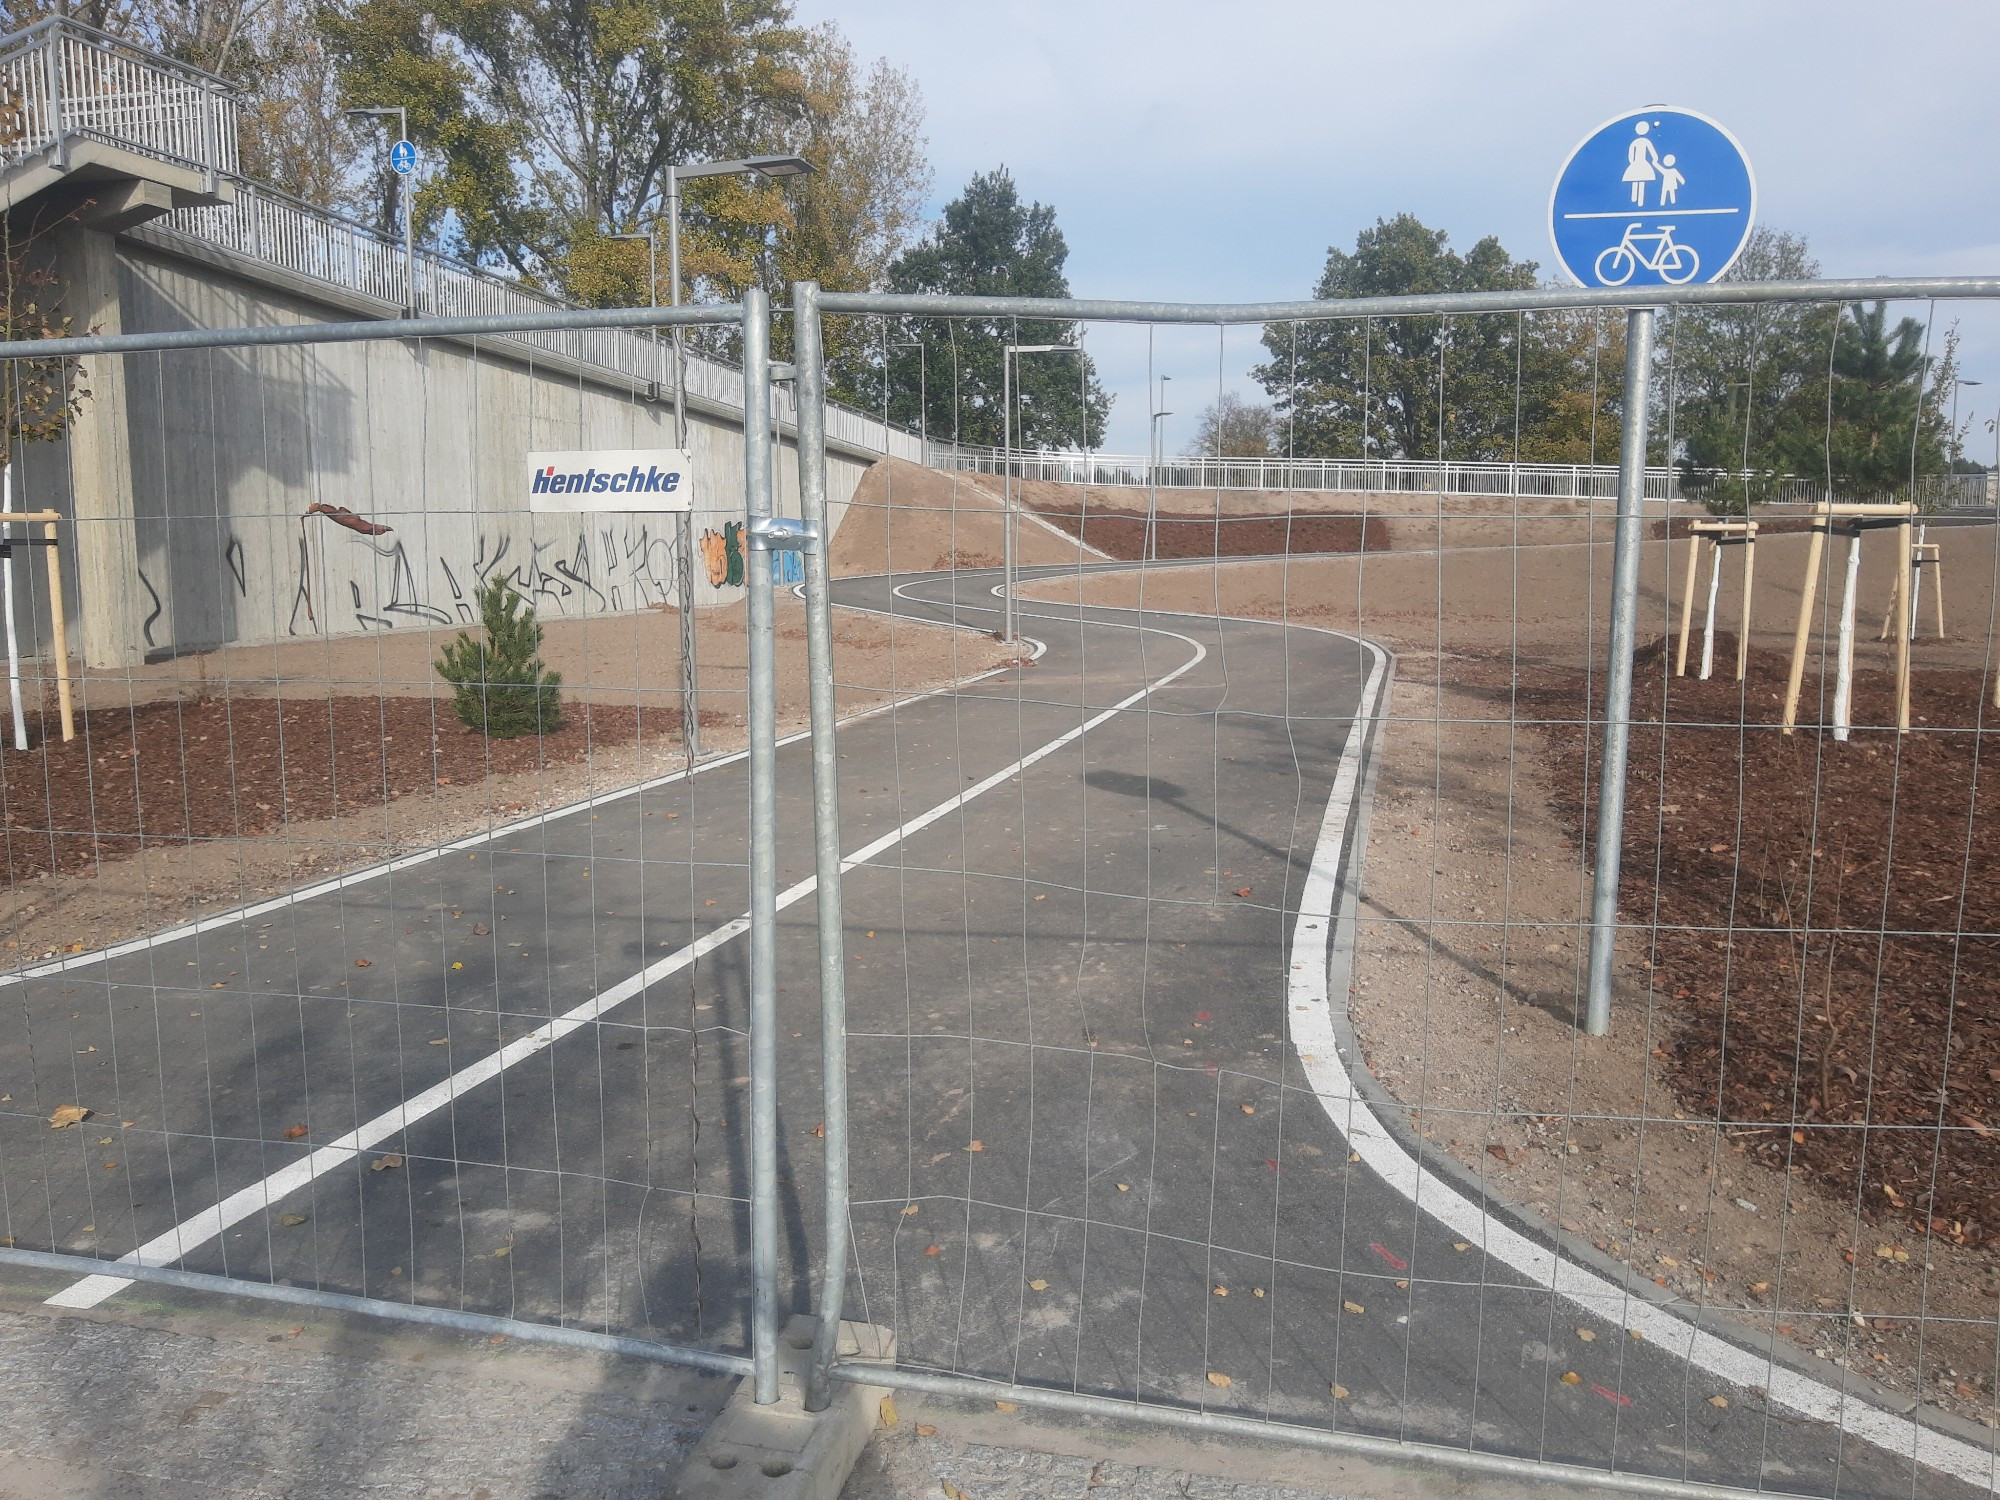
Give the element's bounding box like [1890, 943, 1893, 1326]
[435, 578, 563, 738]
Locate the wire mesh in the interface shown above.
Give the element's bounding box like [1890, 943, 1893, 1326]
[806, 295, 2000, 1498]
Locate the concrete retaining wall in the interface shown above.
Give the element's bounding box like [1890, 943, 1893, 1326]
[11, 233, 867, 669]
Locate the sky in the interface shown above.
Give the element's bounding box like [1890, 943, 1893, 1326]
[793, 0, 2000, 456]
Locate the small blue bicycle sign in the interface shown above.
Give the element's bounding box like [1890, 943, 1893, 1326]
[390, 138, 417, 176]
[1549, 106, 1754, 288]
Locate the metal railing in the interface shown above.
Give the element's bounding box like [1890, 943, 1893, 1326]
[0, 16, 238, 179]
[928, 446, 1688, 499]
[928, 445, 1998, 510]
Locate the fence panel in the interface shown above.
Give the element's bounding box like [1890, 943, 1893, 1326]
[800, 290, 2000, 1498]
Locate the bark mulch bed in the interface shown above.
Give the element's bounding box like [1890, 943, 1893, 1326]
[0, 696, 709, 886]
[1521, 648, 2000, 1245]
[1032, 506, 1392, 561]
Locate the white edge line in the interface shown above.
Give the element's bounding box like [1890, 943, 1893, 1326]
[1289, 640, 2000, 1492]
[46, 592, 1202, 1310]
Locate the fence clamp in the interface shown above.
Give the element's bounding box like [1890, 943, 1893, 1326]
[747, 516, 820, 554]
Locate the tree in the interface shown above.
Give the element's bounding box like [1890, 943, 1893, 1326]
[1253, 214, 1586, 461]
[1189, 394, 1276, 458]
[1666, 229, 1951, 509]
[318, 0, 810, 287]
[878, 168, 1109, 449]
[0, 205, 91, 474]
[435, 578, 563, 737]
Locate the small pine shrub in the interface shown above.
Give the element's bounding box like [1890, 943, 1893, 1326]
[435, 578, 563, 738]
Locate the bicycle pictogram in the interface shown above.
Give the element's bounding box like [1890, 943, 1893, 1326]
[1593, 221, 1700, 285]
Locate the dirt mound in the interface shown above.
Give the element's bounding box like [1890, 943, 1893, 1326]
[830, 458, 1097, 577]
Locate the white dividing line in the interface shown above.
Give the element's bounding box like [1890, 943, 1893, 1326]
[47, 611, 1206, 1309]
[1289, 641, 2000, 1493]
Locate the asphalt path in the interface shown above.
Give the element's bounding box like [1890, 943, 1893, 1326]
[0, 562, 1988, 1498]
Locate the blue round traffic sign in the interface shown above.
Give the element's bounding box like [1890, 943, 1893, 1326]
[390, 139, 417, 176]
[1549, 107, 1755, 288]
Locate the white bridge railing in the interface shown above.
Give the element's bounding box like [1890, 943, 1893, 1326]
[0, 16, 238, 180]
[929, 446, 1997, 509]
[1, 18, 916, 461]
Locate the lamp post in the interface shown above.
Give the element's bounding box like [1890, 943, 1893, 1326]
[889, 339, 927, 454]
[607, 228, 663, 400]
[659, 153, 813, 758]
[345, 106, 415, 315]
[1148, 375, 1173, 561]
[1000, 341, 1084, 643]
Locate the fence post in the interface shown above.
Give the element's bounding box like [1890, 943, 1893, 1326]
[739, 286, 782, 1402]
[792, 282, 854, 1414]
[1584, 306, 1656, 1036]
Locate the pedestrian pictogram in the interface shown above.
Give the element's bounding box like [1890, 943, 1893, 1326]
[1549, 106, 1754, 288]
[390, 139, 416, 175]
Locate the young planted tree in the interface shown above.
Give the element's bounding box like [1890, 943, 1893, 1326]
[435, 577, 563, 738]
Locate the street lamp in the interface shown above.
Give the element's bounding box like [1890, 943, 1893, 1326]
[345, 106, 415, 315]
[889, 340, 927, 453]
[659, 154, 815, 758]
[1148, 374, 1173, 561]
[1000, 341, 1084, 644]
[607, 229, 663, 400]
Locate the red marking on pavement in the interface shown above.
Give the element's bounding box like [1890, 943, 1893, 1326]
[1196, 1011, 1212, 1022]
[1202, 1062, 1219, 1075]
[1370, 1243, 1408, 1271]
[1266, 1159, 1279, 1171]
[1591, 1384, 1633, 1408]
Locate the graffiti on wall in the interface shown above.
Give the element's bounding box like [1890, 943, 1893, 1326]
[278, 504, 701, 639]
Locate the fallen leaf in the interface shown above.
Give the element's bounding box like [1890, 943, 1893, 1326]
[1629, 1329, 1646, 1341]
[915, 1423, 939, 1437]
[1252, 1287, 1266, 1299]
[370, 1153, 404, 1172]
[1116, 1183, 1131, 1192]
[924, 1244, 942, 1257]
[492, 1246, 511, 1258]
[993, 1400, 1017, 1413]
[1233, 887, 1252, 898]
[1206, 1371, 1232, 1388]
[471, 923, 490, 936]
[1707, 1395, 1729, 1408]
[1560, 1371, 1582, 1386]
[1577, 1328, 1596, 1342]
[1453, 1241, 1470, 1252]
[901, 1204, 920, 1216]
[48, 1105, 90, 1129]
[1342, 1300, 1365, 1315]
[282, 1123, 309, 1140]
[451, 962, 463, 971]
[1240, 1104, 1255, 1115]
[1749, 1281, 1770, 1294]
[354, 958, 372, 968]
[967, 1140, 984, 1152]
[429, 1036, 449, 1045]
[942, 1483, 967, 1500]
[1212, 1285, 1228, 1297]
[1486, 1143, 1511, 1162]
[1331, 1383, 1350, 1399]
[281, 1213, 308, 1227]
[1028, 1278, 1049, 1291]
[1033, 893, 1046, 901]
[811, 1122, 826, 1138]
[879, 1396, 898, 1427]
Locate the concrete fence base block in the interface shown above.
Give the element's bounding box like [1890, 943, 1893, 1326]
[668, 1316, 894, 1500]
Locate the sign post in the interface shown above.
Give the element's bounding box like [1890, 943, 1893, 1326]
[1553, 107, 1755, 1037]
[390, 138, 417, 313]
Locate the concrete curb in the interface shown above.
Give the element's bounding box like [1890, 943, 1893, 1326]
[669, 1316, 892, 1500]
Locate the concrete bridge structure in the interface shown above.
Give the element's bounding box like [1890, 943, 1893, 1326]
[0, 18, 913, 669]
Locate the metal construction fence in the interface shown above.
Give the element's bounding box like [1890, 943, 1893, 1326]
[927, 445, 1997, 511]
[1, 276, 2000, 1499]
